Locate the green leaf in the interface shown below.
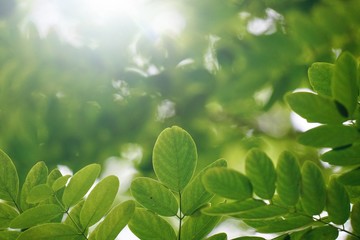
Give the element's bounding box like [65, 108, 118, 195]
[27, 184, 53, 204]
[0, 203, 19, 229]
[232, 237, 265, 240]
[351, 202, 360, 235]
[47, 169, 62, 186]
[16, 223, 79, 240]
[276, 151, 301, 206]
[181, 210, 221, 240]
[80, 175, 119, 228]
[332, 52, 358, 117]
[52, 175, 71, 192]
[308, 62, 334, 96]
[64, 200, 85, 232]
[300, 161, 326, 215]
[202, 199, 265, 216]
[89, 200, 135, 240]
[128, 208, 176, 240]
[202, 168, 252, 200]
[326, 177, 350, 225]
[205, 232, 227, 240]
[20, 162, 48, 211]
[245, 149, 276, 199]
[285, 92, 346, 124]
[0, 150, 19, 203]
[298, 125, 358, 148]
[321, 144, 360, 166]
[182, 159, 227, 215]
[10, 204, 63, 229]
[153, 126, 197, 192]
[0, 230, 20, 240]
[62, 164, 101, 208]
[244, 214, 313, 233]
[300, 226, 338, 240]
[338, 167, 360, 186]
[131, 177, 178, 216]
[233, 204, 288, 220]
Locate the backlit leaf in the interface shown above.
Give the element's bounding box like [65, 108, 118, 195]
[89, 200, 135, 240]
[181, 210, 221, 240]
[321, 144, 360, 166]
[202, 168, 252, 200]
[0, 203, 19, 229]
[52, 175, 71, 192]
[351, 202, 360, 235]
[332, 52, 358, 117]
[153, 126, 197, 192]
[182, 159, 227, 215]
[298, 125, 358, 148]
[308, 62, 333, 96]
[233, 204, 288, 220]
[17, 223, 79, 240]
[20, 162, 48, 211]
[27, 184, 53, 204]
[300, 226, 338, 240]
[245, 149, 276, 199]
[10, 204, 63, 229]
[300, 161, 326, 215]
[62, 164, 101, 208]
[285, 92, 346, 124]
[276, 151, 301, 206]
[338, 167, 360, 186]
[202, 199, 265, 216]
[80, 175, 119, 228]
[0, 150, 19, 203]
[326, 177, 350, 225]
[131, 177, 178, 216]
[128, 208, 176, 240]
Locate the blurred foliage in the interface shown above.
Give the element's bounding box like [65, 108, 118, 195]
[0, 0, 359, 179]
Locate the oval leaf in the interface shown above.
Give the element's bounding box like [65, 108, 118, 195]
[245, 149, 276, 199]
[338, 167, 360, 186]
[80, 175, 119, 228]
[202, 199, 265, 216]
[321, 144, 360, 166]
[89, 200, 135, 240]
[128, 208, 176, 240]
[182, 159, 227, 215]
[276, 151, 301, 206]
[301, 225, 338, 240]
[351, 202, 360, 235]
[300, 161, 326, 215]
[17, 223, 79, 240]
[0, 150, 19, 203]
[64, 200, 85, 232]
[153, 126, 197, 192]
[131, 177, 178, 216]
[308, 62, 334, 97]
[0, 203, 19, 229]
[326, 177, 350, 225]
[233, 204, 289, 220]
[10, 204, 63, 229]
[52, 175, 71, 192]
[205, 232, 227, 240]
[62, 164, 101, 208]
[202, 168, 252, 200]
[27, 184, 53, 204]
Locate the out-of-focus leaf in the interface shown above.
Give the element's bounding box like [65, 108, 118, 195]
[89, 200, 135, 240]
[326, 177, 350, 225]
[202, 168, 252, 200]
[285, 92, 346, 124]
[300, 226, 338, 240]
[131, 177, 178, 216]
[233, 205, 288, 220]
[16, 223, 79, 240]
[62, 164, 101, 208]
[245, 149, 276, 199]
[300, 161, 326, 215]
[298, 125, 358, 148]
[0, 230, 20, 240]
[128, 208, 176, 240]
[205, 232, 227, 240]
[0, 203, 19, 229]
[182, 159, 227, 216]
[308, 62, 333, 96]
[276, 151, 301, 206]
[332, 52, 358, 117]
[153, 126, 197, 192]
[52, 175, 71, 192]
[338, 167, 360, 186]
[0, 150, 18, 203]
[321, 144, 360, 166]
[202, 199, 265, 216]
[10, 204, 63, 229]
[181, 209, 221, 240]
[27, 184, 53, 204]
[351, 202, 360, 235]
[80, 175, 119, 228]
[20, 162, 48, 211]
